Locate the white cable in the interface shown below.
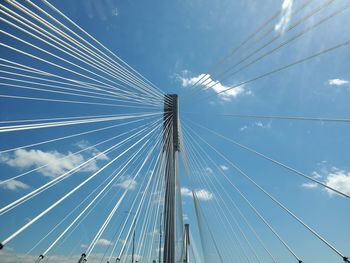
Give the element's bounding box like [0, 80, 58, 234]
[0, 122, 159, 247]
[0, 120, 160, 216]
[183, 121, 302, 262]
[41, 0, 167, 101]
[0, 117, 156, 186]
[0, 94, 158, 110]
[42, 136, 152, 257]
[0, 41, 152, 104]
[116, 119, 172, 261]
[0, 69, 159, 106]
[0, 112, 161, 133]
[183, 131, 248, 263]
[47, 142, 152, 257]
[86, 124, 164, 258]
[107, 117, 171, 262]
[3, 1, 165, 103]
[0, 58, 152, 102]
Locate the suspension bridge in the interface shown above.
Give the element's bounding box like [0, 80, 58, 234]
[0, 0, 349, 263]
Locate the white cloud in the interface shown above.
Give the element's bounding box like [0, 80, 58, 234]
[275, 0, 294, 34]
[328, 79, 349, 86]
[3, 246, 14, 252]
[149, 229, 159, 237]
[0, 142, 107, 178]
[183, 213, 189, 220]
[176, 72, 248, 101]
[122, 254, 143, 261]
[0, 179, 29, 191]
[181, 187, 192, 197]
[254, 121, 271, 129]
[204, 167, 213, 175]
[81, 239, 113, 248]
[111, 8, 119, 17]
[304, 165, 350, 196]
[0, 252, 106, 263]
[0, 149, 92, 177]
[76, 140, 109, 161]
[240, 125, 248, 132]
[220, 165, 229, 171]
[255, 121, 263, 128]
[191, 167, 215, 177]
[239, 122, 271, 132]
[301, 182, 318, 189]
[325, 169, 350, 196]
[95, 238, 113, 246]
[181, 187, 214, 201]
[195, 189, 214, 201]
[117, 177, 137, 190]
[311, 171, 322, 179]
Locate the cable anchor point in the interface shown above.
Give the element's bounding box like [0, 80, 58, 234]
[34, 255, 44, 263]
[77, 253, 87, 263]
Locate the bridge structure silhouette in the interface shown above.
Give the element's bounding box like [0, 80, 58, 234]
[0, 1, 350, 263]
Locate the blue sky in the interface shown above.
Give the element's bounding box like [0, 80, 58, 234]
[0, 0, 350, 263]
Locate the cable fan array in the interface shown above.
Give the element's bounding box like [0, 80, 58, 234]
[0, 0, 177, 262]
[179, 0, 350, 262]
[0, 0, 349, 263]
[183, 0, 350, 103]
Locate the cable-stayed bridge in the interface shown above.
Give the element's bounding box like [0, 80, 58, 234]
[0, 1, 350, 263]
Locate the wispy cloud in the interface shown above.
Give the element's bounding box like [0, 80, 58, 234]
[117, 176, 137, 190]
[183, 213, 189, 220]
[275, 0, 294, 34]
[219, 165, 229, 171]
[0, 251, 107, 263]
[191, 167, 215, 177]
[75, 140, 109, 161]
[301, 182, 318, 189]
[112, 8, 119, 17]
[181, 187, 214, 201]
[149, 229, 159, 237]
[324, 169, 350, 196]
[204, 167, 213, 175]
[328, 78, 349, 86]
[181, 187, 192, 196]
[0, 149, 95, 178]
[240, 125, 248, 132]
[176, 71, 248, 101]
[303, 164, 350, 196]
[195, 189, 214, 201]
[311, 171, 322, 179]
[95, 238, 114, 246]
[254, 121, 271, 129]
[81, 239, 113, 248]
[0, 179, 29, 191]
[124, 254, 143, 261]
[0, 141, 108, 178]
[83, 1, 119, 21]
[239, 121, 271, 132]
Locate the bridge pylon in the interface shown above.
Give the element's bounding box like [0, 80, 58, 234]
[162, 94, 179, 263]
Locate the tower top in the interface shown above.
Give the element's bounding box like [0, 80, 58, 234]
[163, 94, 179, 152]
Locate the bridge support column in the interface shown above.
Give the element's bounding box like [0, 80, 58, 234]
[163, 94, 179, 263]
[184, 224, 190, 263]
